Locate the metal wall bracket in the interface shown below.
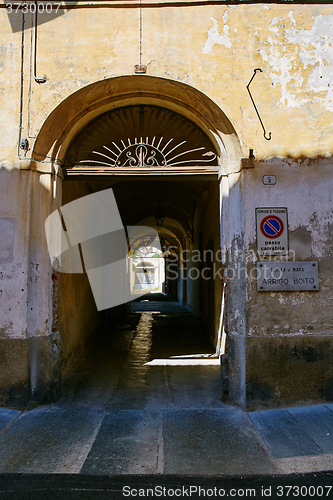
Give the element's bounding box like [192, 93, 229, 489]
[247, 69, 271, 141]
[135, 65, 147, 74]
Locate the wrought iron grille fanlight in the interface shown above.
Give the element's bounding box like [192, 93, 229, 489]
[66, 105, 218, 169]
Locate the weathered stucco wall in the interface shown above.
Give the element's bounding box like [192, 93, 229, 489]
[200, 180, 223, 347]
[2, 2, 333, 166]
[1, 1, 333, 409]
[186, 180, 222, 348]
[245, 159, 333, 337]
[0, 169, 30, 340]
[59, 181, 103, 373]
[243, 158, 333, 408]
[0, 170, 30, 407]
[0, 167, 60, 407]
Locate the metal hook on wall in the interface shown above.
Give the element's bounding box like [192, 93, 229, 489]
[247, 68, 271, 141]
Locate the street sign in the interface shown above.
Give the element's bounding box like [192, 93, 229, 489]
[256, 208, 288, 256]
[260, 215, 284, 239]
[257, 261, 319, 291]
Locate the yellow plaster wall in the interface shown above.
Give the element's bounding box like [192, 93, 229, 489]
[1, 2, 333, 167]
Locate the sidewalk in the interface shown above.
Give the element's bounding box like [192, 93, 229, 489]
[0, 403, 332, 475]
[249, 403, 333, 473]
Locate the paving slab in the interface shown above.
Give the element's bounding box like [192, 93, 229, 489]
[80, 410, 162, 474]
[0, 409, 104, 473]
[81, 408, 277, 475]
[163, 365, 224, 410]
[288, 405, 333, 453]
[249, 409, 322, 459]
[1, 404, 332, 476]
[274, 453, 333, 474]
[0, 408, 21, 432]
[162, 409, 277, 475]
[64, 366, 119, 410]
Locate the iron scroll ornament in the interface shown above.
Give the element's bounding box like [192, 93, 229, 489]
[66, 105, 220, 169]
[79, 138, 217, 168]
[247, 68, 272, 141]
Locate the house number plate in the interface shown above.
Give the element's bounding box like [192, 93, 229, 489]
[262, 175, 277, 185]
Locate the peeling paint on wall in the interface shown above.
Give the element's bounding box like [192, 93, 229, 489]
[286, 14, 333, 111]
[203, 12, 232, 54]
[259, 13, 333, 110]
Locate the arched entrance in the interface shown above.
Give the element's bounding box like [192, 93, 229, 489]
[32, 76, 244, 408]
[32, 75, 242, 172]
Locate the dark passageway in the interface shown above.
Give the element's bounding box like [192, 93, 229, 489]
[57, 299, 223, 411]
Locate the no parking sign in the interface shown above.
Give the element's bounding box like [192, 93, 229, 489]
[256, 208, 288, 256]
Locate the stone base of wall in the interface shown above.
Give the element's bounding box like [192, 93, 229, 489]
[0, 338, 28, 409]
[27, 333, 61, 409]
[0, 334, 61, 410]
[246, 335, 333, 410]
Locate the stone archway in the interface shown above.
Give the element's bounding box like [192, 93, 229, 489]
[32, 75, 242, 176]
[30, 75, 245, 409]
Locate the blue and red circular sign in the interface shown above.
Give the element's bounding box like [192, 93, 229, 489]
[260, 216, 284, 239]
